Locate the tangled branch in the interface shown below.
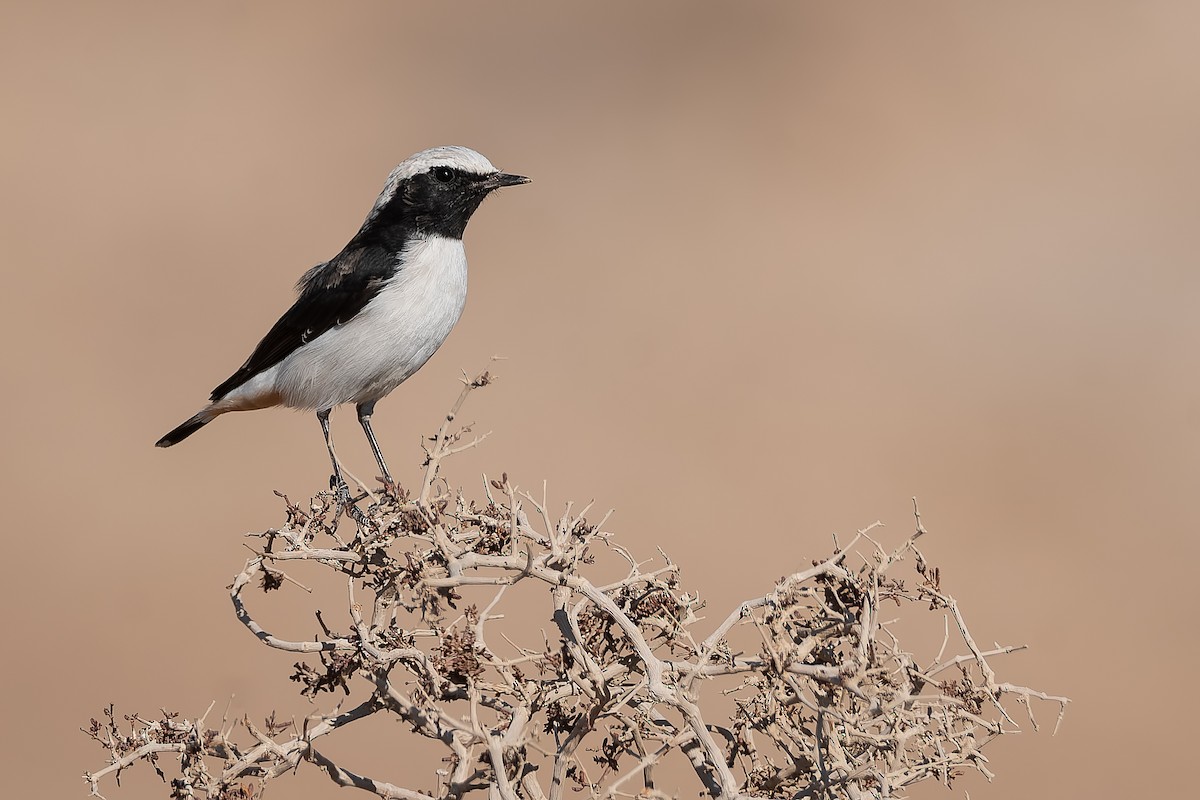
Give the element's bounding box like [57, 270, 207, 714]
[85, 371, 1067, 800]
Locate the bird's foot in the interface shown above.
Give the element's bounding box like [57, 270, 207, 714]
[330, 473, 352, 503]
[329, 474, 370, 527]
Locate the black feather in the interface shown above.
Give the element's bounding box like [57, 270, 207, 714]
[208, 245, 401, 401]
[156, 413, 211, 447]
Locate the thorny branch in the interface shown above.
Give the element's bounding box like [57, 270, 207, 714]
[85, 371, 1068, 800]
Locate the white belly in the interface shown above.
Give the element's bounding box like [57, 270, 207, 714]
[228, 234, 468, 412]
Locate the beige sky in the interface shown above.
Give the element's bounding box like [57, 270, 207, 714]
[2, 3, 1197, 798]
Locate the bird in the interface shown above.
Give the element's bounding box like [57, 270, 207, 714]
[156, 145, 529, 498]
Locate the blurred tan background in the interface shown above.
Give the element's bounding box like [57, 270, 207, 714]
[2, 1, 1197, 797]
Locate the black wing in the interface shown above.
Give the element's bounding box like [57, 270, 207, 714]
[209, 244, 400, 401]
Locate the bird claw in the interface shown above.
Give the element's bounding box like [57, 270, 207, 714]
[329, 474, 370, 526]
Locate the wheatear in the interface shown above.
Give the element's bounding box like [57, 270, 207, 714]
[156, 146, 528, 495]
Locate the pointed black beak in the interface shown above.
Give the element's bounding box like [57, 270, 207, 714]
[483, 172, 531, 190]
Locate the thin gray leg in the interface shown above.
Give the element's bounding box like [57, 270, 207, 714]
[356, 400, 393, 483]
[317, 409, 348, 493]
[318, 409, 369, 525]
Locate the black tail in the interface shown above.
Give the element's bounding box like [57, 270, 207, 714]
[155, 412, 212, 448]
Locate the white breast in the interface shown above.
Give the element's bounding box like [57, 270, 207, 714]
[235, 235, 468, 412]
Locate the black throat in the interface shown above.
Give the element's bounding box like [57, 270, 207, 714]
[351, 169, 492, 250]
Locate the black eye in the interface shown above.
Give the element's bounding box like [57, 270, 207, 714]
[432, 166, 455, 184]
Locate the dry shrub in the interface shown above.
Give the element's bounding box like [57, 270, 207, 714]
[85, 373, 1067, 800]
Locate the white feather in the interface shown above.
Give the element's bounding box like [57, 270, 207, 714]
[217, 233, 468, 412]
